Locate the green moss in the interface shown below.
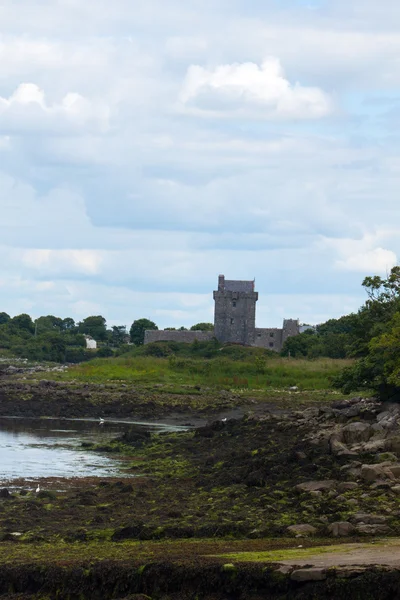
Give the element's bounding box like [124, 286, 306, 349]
[217, 543, 359, 562]
[221, 563, 237, 573]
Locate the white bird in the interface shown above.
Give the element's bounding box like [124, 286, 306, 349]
[221, 418, 227, 422]
[99, 417, 105, 425]
[35, 484, 40, 493]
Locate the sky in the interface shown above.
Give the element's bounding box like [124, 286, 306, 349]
[1, 0, 400, 329]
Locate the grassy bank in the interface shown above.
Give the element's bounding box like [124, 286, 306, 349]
[0, 349, 360, 418]
[53, 354, 353, 392]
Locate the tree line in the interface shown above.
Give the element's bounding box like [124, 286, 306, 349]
[0, 312, 214, 363]
[280, 266, 400, 401]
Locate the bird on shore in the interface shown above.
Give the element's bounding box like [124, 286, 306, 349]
[99, 417, 105, 425]
[35, 484, 40, 493]
[221, 417, 227, 422]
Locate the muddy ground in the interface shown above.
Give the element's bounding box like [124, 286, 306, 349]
[2, 371, 400, 598]
[0, 376, 247, 423]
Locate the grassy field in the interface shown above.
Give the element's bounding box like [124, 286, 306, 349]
[53, 354, 354, 392]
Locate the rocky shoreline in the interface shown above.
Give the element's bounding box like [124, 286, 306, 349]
[2, 393, 400, 541]
[3, 368, 400, 598]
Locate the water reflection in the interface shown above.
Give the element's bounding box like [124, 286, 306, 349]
[0, 417, 187, 483]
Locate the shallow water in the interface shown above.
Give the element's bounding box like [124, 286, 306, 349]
[0, 417, 186, 483]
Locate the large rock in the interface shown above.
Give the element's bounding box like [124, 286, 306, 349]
[287, 524, 317, 536]
[386, 437, 400, 454]
[388, 464, 400, 478]
[291, 568, 326, 582]
[334, 567, 366, 579]
[330, 436, 357, 456]
[353, 513, 388, 524]
[341, 405, 362, 419]
[377, 411, 391, 422]
[360, 464, 386, 482]
[337, 482, 358, 492]
[375, 414, 398, 430]
[341, 422, 373, 444]
[362, 439, 387, 453]
[295, 480, 336, 493]
[355, 524, 391, 535]
[361, 462, 400, 482]
[328, 521, 355, 537]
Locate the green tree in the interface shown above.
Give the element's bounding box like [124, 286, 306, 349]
[317, 314, 359, 336]
[281, 330, 319, 357]
[111, 325, 127, 347]
[190, 322, 214, 331]
[0, 312, 10, 325]
[78, 316, 107, 341]
[14, 332, 67, 362]
[129, 319, 158, 345]
[333, 266, 400, 400]
[35, 315, 63, 334]
[10, 314, 35, 334]
[61, 318, 77, 332]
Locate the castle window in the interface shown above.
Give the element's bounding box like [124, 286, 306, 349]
[230, 318, 234, 325]
[269, 342, 274, 348]
[232, 301, 237, 308]
[257, 333, 261, 338]
[270, 332, 274, 338]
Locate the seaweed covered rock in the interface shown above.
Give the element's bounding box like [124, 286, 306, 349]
[287, 524, 318, 536]
[328, 521, 355, 537]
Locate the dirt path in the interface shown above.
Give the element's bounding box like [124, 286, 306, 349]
[278, 539, 400, 568]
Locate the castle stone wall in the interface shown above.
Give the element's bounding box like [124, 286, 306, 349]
[282, 319, 300, 345]
[253, 328, 284, 352]
[144, 330, 214, 345]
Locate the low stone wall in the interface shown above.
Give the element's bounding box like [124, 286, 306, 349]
[144, 330, 215, 345]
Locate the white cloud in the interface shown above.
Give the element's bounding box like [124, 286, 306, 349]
[179, 57, 334, 119]
[21, 249, 103, 276]
[320, 232, 399, 274]
[337, 248, 397, 273]
[0, 83, 110, 134]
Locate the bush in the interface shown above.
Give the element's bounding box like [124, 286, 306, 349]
[143, 342, 174, 357]
[97, 347, 114, 358]
[65, 348, 95, 364]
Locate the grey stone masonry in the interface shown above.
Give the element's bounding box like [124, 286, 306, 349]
[213, 275, 258, 345]
[253, 328, 284, 351]
[282, 319, 300, 344]
[144, 330, 214, 345]
[144, 274, 300, 351]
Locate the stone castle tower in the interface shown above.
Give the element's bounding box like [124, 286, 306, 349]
[144, 274, 300, 351]
[213, 275, 258, 345]
[213, 275, 300, 350]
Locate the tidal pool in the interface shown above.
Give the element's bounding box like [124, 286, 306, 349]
[0, 417, 187, 483]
